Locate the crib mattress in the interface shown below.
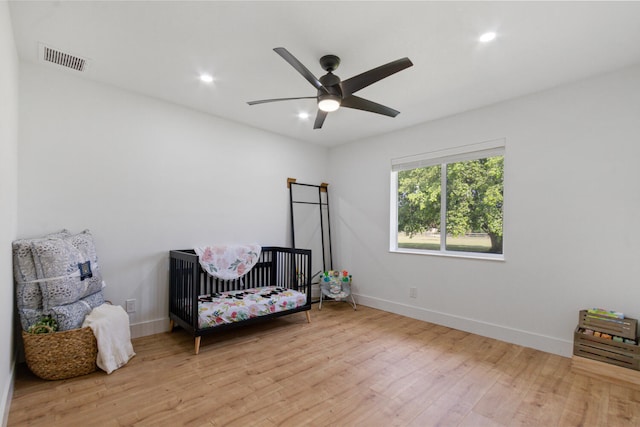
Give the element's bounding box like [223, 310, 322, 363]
[197, 286, 307, 329]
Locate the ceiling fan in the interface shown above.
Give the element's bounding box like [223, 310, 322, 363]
[247, 47, 413, 129]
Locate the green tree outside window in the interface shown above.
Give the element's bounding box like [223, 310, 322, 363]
[397, 155, 503, 254]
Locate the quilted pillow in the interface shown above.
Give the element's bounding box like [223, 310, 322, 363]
[19, 291, 105, 331]
[31, 230, 104, 310]
[49, 291, 106, 331]
[12, 229, 70, 310]
[15, 283, 43, 311]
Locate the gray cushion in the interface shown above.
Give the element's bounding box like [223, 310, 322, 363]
[19, 291, 105, 331]
[31, 230, 104, 310]
[49, 291, 106, 331]
[12, 229, 70, 310]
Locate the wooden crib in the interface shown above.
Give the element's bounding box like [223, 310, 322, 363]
[169, 247, 312, 354]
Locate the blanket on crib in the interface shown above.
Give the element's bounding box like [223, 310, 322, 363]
[198, 286, 306, 329]
[194, 244, 261, 281]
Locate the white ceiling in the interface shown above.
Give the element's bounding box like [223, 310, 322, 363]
[9, 1, 640, 147]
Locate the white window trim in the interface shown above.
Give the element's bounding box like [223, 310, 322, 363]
[390, 138, 505, 261]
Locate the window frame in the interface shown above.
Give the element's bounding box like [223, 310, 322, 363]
[390, 139, 505, 261]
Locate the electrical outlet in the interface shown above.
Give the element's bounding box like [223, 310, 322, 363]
[409, 287, 417, 298]
[126, 299, 136, 313]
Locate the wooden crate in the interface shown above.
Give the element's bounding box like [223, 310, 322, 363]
[574, 326, 640, 371]
[579, 310, 637, 340]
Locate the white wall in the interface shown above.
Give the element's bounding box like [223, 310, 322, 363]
[14, 36, 640, 363]
[0, 1, 19, 424]
[329, 63, 640, 357]
[18, 62, 328, 337]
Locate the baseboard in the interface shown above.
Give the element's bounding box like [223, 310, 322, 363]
[1, 361, 15, 427]
[127, 298, 574, 357]
[129, 317, 169, 339]
[354, 293, 573, 357]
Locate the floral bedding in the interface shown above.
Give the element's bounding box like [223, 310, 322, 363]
[198, 286, 306, 329]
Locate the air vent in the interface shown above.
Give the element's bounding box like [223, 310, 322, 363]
[40, 44, 88, 72]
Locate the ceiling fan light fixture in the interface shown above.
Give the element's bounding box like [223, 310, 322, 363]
[318, 95, 341, 112]
[247, 47, 413, 129]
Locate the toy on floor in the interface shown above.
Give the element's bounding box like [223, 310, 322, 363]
[319, 270, 356, 310]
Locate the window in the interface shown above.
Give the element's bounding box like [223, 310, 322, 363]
[390, 139, 505, 259]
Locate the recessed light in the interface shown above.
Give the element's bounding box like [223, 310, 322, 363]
[199, 73, 214, 83]
[479, 32, 497, 43]
[298, 112, 310, 120]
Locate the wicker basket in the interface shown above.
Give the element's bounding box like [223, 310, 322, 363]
[22, 327, 97, 380]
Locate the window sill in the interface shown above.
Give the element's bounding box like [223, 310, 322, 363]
[390, 248, 505, 262]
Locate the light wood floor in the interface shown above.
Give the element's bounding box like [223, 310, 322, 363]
[8, 304, 640, 426]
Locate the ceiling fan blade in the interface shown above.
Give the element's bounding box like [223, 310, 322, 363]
[340, 57, 413, 96]
[314, 110, 328, 129]
[340, 95, 400, 117]
[247, 96, 317, 106]
[274, 47, 329, 94]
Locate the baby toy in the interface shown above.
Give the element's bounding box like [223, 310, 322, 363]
[319, 270, 356, 310]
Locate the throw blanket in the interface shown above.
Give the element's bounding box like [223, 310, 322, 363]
[82, 304, 135, 374]
[194, 244, 261, 281]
